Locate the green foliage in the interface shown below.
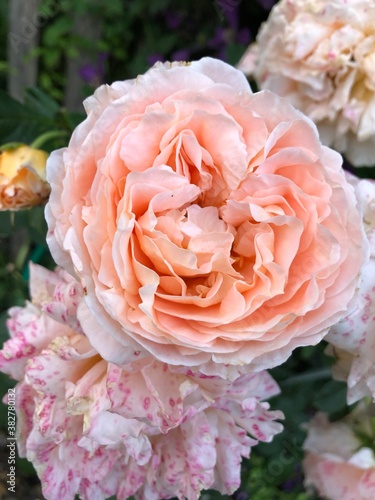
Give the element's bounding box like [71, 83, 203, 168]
[0, 207, 53, 318]
[0, 87, 82, 147]
[0, 90, 53, 143]
[31, 0, 259, 101]
[24, 85, 60, 119]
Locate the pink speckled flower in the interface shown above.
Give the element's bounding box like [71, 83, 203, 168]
[326, 174, 375, 403]
[239, 0, 375, 166]
[303, 407, 375, 500]
[46, 57, 367, 374]
[0, 264, 283, 499]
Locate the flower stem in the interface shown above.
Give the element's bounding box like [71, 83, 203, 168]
[280, 368, 332, 387]
[30, 130, 69, 149]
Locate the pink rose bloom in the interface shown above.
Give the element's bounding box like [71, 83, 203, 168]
[46, 57, 367, 373]
[303, 409, 375, 500]
[0, 264, 283, 499]
[326, 174, 375, 403]
[238, 0, 375, 166]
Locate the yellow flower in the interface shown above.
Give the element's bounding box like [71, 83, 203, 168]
[0, 145, 50, 210]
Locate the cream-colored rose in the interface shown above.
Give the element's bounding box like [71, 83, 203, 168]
[0, 145, 50, 210]
[239, 0, 375, 166]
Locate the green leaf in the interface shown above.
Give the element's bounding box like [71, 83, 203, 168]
[0, 90, 55, 144]
[226, 42, 248, 66]
[24, 87, 60, 120]
[313, 379, 348, 414]
[43, 16, 72, 46]
[43, 47, 62, 69]
[0, 211, 15, 237]
[25, 206, 50, 249]
[0, 141, 26, 151]
[280, 368, 332, 388]
[30, 130, 69, 149]
[63, 111, 85, 130]
[0, 310, 10, 344]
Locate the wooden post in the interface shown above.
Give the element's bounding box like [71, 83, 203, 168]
[7, 0, 40, 102]
[64, 10, 103, 112]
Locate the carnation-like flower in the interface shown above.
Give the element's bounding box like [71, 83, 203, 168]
[0, 263, 283, 499]
[238, 0, 375, 166]
[303, 407, 375, 500]
[0, 145, 50, 209]
[45, 57, 367, 374]
[326, 174, 375, 403]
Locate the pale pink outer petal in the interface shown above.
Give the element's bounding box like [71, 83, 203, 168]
[208, 408, 255, 495]
[27, 425, 122, 500]
[0, 302, 55, 380]
[304, 453, 375, 500]
[77, 299, 147, 365]
[15, 382, 36, 456]
[303, 411, 375, 500]
[326, 175, 375, 403]
[189, 57, 252, 93]
[140, 412, 218, 499]
[327, 258, 375, 403]
[0, 263, 86, 381]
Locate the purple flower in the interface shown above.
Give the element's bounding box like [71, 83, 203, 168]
[236, 27, 252, 45]
[79, 52, 108, 85]
[171, 48, 191, 62]
[79, 64, 97, 84]
[207, 27, 226, 48]
[148, 53, 165, 66]
[222, 3, 239, 30]
[164, 11, 183, 30]
[257, 0, 278, 10]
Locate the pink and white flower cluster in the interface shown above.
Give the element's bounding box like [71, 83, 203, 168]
[304, 173, 375, 499]
[238, 0, 375, 166]
[326, 175, 375, 403]
[0, 263, 283, 499]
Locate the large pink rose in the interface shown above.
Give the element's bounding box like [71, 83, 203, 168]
[46, 57, 367, 373]
[0, 264, 283, 499]
[238, 0, 375, 166]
